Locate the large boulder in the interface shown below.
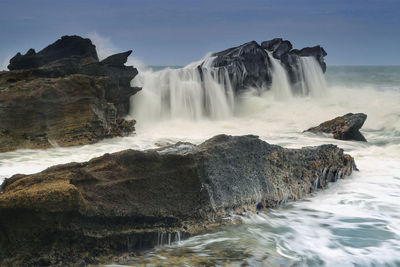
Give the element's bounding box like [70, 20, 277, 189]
[305, 113, 367, 142]
[0, 134, 356, 266]
[0, 35, 141, 152]
[200, 38, 327, 94]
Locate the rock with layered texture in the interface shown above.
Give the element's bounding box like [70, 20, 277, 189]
[0, 35, 140, 152]
[305, 113, 368, 142]
[0, 74, 135, 152]
[0, 134, 356, 266]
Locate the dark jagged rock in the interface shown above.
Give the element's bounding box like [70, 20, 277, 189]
[0, 134, 356, 266]
[8, 35, 98, 70]
[101, 50, 132, 66]
[201, 38, 327, 94]
[79, 50, 140, 117]
[206, 41, 272, 92]
[0, 35, 140, 152]
[261, 38, 293, 59]
[305, 113, 367, 142]
[291, 45, 327, 72]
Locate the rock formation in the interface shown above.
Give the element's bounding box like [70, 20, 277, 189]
[199, 38, 327, 94]
[0, 134, 356, 266]
[0, 35, 141, 152]
[305, 113, 367, 142]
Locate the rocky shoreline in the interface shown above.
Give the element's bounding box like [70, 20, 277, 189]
[0, 134, 356, 266]
[0, 35, 140, 152]
[0, 35, 328, 152]
[0, 35, 361, 266]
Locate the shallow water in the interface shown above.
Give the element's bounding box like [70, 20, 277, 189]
[1, 66, 400, 266]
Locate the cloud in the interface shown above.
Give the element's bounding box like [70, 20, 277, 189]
[86, 32, 149, 71]
[0, 55, 11, 71]
[87, 32, 117, 60]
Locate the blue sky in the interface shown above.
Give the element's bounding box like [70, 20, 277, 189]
[1, 0, 399, 68]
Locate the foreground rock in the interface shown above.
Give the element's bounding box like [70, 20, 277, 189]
[0, 35, 140, 152]
[305, 113, 367, 142]
[0, 135, 356, 266]
[200, 38, 327, 94]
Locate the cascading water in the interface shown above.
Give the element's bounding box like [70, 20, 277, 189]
[130, 56, 234, 122]
[299, 56, 328, 96]
[266, 51, 292, 99]
[130, 53, 328, 123]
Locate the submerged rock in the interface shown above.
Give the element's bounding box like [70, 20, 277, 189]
[0, 35, 141, 152]
[0, 134, 356, 266]
[305, 113, 367, 142]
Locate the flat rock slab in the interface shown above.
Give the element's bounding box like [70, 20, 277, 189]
[305, 113, 367, 142]
[0, 134, 356, 266]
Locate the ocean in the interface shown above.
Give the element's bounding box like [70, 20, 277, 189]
[1, 63, 399, 266]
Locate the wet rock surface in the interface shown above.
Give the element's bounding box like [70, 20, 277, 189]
[0, 35, 140, 152]
[305, 113, 367, 142]
[0, 134, 356, 266]
[204, 38, 327, 93]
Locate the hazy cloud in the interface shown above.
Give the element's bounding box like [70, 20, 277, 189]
[0, 56, 11, 71]
[87, 32, 117, 60]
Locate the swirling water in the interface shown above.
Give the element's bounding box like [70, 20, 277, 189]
[1, 63, 400, 266]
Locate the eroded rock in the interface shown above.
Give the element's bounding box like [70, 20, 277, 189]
[0, 134, 356, 266]
[0, 35, 140, 152]
[305, 113, 367, 142]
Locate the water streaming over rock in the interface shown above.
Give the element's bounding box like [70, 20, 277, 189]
[130, 57, 234, 122]
[130, 54, 327, 123]
[2, 59, 399, 266]
[299, 56, 328, 96]
[266, 51, 292, 99]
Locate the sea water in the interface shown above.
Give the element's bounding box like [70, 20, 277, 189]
[0, 61, 399, 266]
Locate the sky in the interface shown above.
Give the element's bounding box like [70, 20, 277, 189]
[0, 0, 399, 69]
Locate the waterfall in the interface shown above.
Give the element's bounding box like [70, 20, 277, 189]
[130, 57, 234, 122]
[299, 56, 327, 96]
[266, 51, 292, 99]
